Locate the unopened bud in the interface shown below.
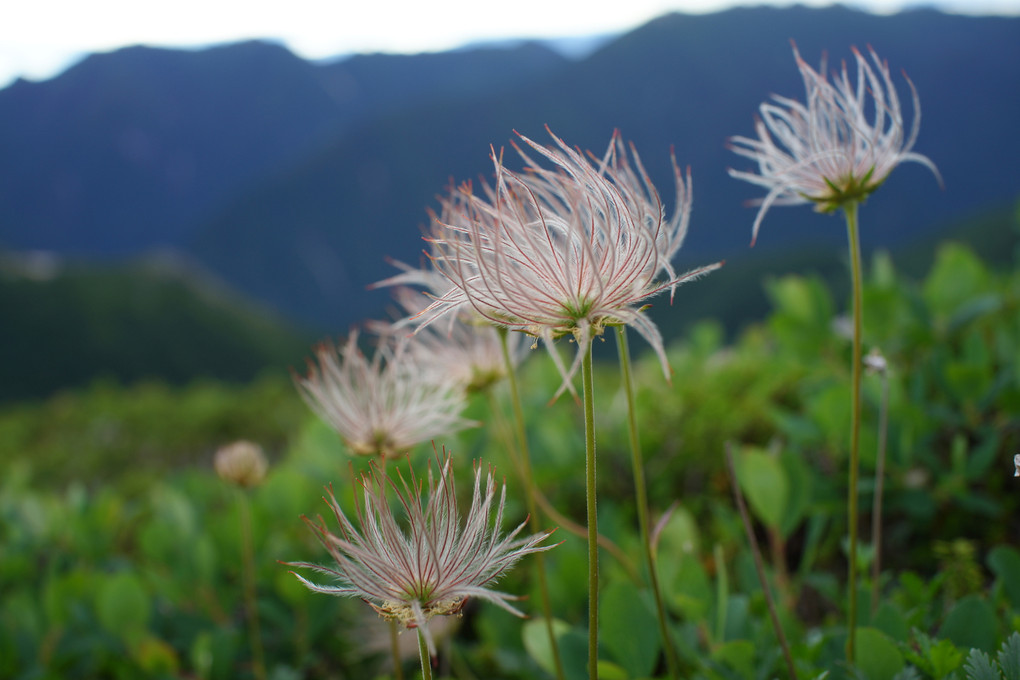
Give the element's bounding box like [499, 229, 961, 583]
[864, 348, 888, 375]
[215, 441, 268, 488]
[1014, 453, 1019, 478]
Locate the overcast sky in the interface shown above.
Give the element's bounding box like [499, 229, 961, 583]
[1, 0, 1017, 89]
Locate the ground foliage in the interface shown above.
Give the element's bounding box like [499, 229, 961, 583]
[1, 240, 1018, 679]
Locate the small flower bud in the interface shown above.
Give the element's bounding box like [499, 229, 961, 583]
[1014, 453, 1019, 478]
[864, 348, 888, 375]
[215, 440, 268, 488]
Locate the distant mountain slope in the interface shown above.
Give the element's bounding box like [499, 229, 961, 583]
[316, 43, 569, 119]
[0, 41, 340, 253]
[0, 40, 568, 254]
[0, 250, 313, 402]
[189, 5, 1020, 329]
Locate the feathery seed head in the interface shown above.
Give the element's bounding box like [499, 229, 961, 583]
[214, 440, 268, 488]
[371, 275, 528, 395]
[294, 331, 476, 459]
[729, 43, 941, 245]
[287, 453, 557, 657]
[414, 128, 721, 396]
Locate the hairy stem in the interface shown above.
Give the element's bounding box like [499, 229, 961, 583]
[616, 326, 679, 679]
[417, 629, 433, 680]
[582, 338, 599, 680]
[845, 200, 863, 665]
[390, 620, 404, 680]
[499, 330, 566, 680]
[725, 443, 798, 680]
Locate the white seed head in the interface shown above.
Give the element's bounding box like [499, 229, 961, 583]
[295, 331, 477, 459]
[214, 440, 268, 488]
[729, 43, 940, 245]
[288, 453, 556, 657]
[412, 128, 721, 397]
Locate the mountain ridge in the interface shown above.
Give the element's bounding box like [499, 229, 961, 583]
[1, 5, 1017, 332]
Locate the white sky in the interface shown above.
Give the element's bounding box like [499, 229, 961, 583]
[1, 0, 1017, 90]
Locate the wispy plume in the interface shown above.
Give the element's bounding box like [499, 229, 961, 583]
[729, 42, 941, 245]
[414, 128, 721, 395]
[288, 453, 557, 657]
[295, 331, 476, 459]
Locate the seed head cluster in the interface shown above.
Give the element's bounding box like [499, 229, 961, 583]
[414, 128, 721, 395]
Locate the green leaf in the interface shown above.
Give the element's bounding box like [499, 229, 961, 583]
[711, 639, 756, 680]
[988, 546, 1020, 610]
[963, 649, 1000, 680]
[928, 637, 965, 680]
[595, 660, 629, 680]
[872, 601, 910, 642]
[96, 570, 151, 644]
[940, 595, 999, 653]
[778, 449, 811, 537]
[999, 632, 1020, 680]
[523, 618, 587, 680]
[601, 581, 660, 679]
[736, 449, 788, 530]
[856, 627, 905, 680]
[922, 243, 991, 318]
[134, 635, 179, 673]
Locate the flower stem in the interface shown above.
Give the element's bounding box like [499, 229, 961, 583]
[844, 200, 863, 665]
[487, 390, 642, 584]
[581, 337, 599, 680]
[390, 620, 405, 680]
[725, 443, 798, 680]
[870, 363, 890, 616]
[238, 490, 267, 680]
[499, 330, 566, 680]
[417, 629, 433, 680]
[616, 327, 679, 680]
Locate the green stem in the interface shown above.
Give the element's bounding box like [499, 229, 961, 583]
[390, 619, 405, 680]
[238, 491, 267, 680]
[870, 364, 890, 616]
[725, 444, 798, 680]
[499, 329, 566, 680]
[417, 629, 433, 680]
[487, 390, 641, 585]
[616, 327, 679, 679]
[581, 337, 599, 680]
[844, 201, 863, 665]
